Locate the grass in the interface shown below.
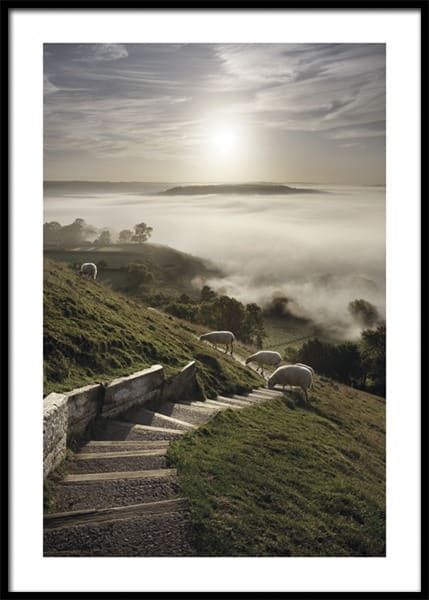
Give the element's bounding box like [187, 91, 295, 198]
[262, 314, 337, 358]
[44, 258, 263, 398]
[168, 377, 385, 556]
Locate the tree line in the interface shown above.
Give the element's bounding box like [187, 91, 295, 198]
[294, 325, 386, 397]
[151, 285, 266, 347]
[44, 218, 153, 247]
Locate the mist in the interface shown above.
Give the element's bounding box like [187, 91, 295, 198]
[44, 182, 385, 339]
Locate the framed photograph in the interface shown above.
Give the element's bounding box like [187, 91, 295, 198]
[5, 3, 427, 597]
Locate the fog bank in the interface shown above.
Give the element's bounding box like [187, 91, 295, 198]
[44, 183, 385, 339]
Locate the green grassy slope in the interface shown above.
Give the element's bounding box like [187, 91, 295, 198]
[44, 259, 263, 397]
[168, 378, 385, 556]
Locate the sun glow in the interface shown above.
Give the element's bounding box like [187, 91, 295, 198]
[212, 129, 237, 155]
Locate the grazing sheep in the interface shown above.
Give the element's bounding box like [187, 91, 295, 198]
[295, 363, 314, 386]
[267, 365, 312, 403]
[295, 363, 314, 375]
[199, 331, 235, 355]
[79, 262, 98, 280]
[245, 350, 282, 375]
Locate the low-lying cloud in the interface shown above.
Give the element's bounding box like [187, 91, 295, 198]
[45, 183, 385, 340]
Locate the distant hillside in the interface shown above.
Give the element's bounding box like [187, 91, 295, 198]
[159, 184, 322, 195]
[44, 243, 221, 298]
[44, 259, 263, 397]
[169, 379, 385, 556]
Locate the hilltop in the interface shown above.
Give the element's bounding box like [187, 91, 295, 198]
[158, 183, 322, 195]
[44, 243, 221, 298]
[44, 258, 263, 397]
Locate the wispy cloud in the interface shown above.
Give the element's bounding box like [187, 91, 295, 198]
[44, 43, 385, 182]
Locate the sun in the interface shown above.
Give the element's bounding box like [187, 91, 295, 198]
[212, 129, 237, 155]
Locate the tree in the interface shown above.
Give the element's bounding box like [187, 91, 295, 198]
[60, 218, 96, 246]
[334, 342, 363, 385]
[95, 230, 112, 246]
[243, 303, 265, 344]
[201, 285, 217, 302]
[119, 229, 133, 243]
[127, 262, 154, 285]
[43, 221, 62, 246]
[132, 222, 153, 243]
[360, 324, 386, 396]
[213, 295, 246, 337]
[348, 299, 380, 328]
[165, 302, 198, 321]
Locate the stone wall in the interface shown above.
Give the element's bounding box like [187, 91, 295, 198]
[66, 383, 104, 441]
[43, 393, 68, 478]
[43, 362, 205, 478]
[162, 361, 205, 403]
[102, 365, 164, 418]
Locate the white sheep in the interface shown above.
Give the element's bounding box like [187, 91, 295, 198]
[80, 262, 98, 280]
[295, 363, 314, 387]
[267, 365, 313, 403]
[199, 331, 235, 355]
[245, 350, 282, 375]
[295, 363, 315, 378]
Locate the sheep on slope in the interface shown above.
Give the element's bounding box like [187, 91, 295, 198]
[295, 363, 315, 377]
[80, 262, 98, 280]
[294, 363, 314, 391]
[267, 364, 312, 403]
[199, 331, 235, 355]
[245, 350, 282, 375]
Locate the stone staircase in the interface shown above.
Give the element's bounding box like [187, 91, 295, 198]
[44, 386, 283, 556]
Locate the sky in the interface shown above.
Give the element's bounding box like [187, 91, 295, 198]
[44, 43, 385, 184]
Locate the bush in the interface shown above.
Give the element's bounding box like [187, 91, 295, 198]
[297, 339, 364, 387]
[127, 262, 154, 284]
[164, 302, 199, 321]
[297, 327, 386, 397]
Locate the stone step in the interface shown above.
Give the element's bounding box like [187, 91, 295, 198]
[63, 468, 176, 484]
[245, 392, 273, 401]
[92, 419, 185, 441]
[198, 399, 241, 410]
[79, 440, 171, 453]
[232, 394, 261, 403]
[44, 506, 194, 556]
[50, 473, 180, 513]
[187, 400, 229, 411]
[206, 396, 242, 410]
[142, 400, 218, 425]
[68, 449, 168, 474]
[253, 387, 284, 397]
[216, 395, 255, 407]
[44, 497, 188, 530]
[121, 407, 197, 431]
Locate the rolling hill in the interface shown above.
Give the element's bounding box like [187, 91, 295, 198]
[44, 242, 221, 298]
[44, 258, 385, 557]
[43, 258, 263, 397]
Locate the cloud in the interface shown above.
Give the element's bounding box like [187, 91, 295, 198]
[44, 75, 58, 96]
[92, 44, 128, 61]
[44, 43, 385, 181]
